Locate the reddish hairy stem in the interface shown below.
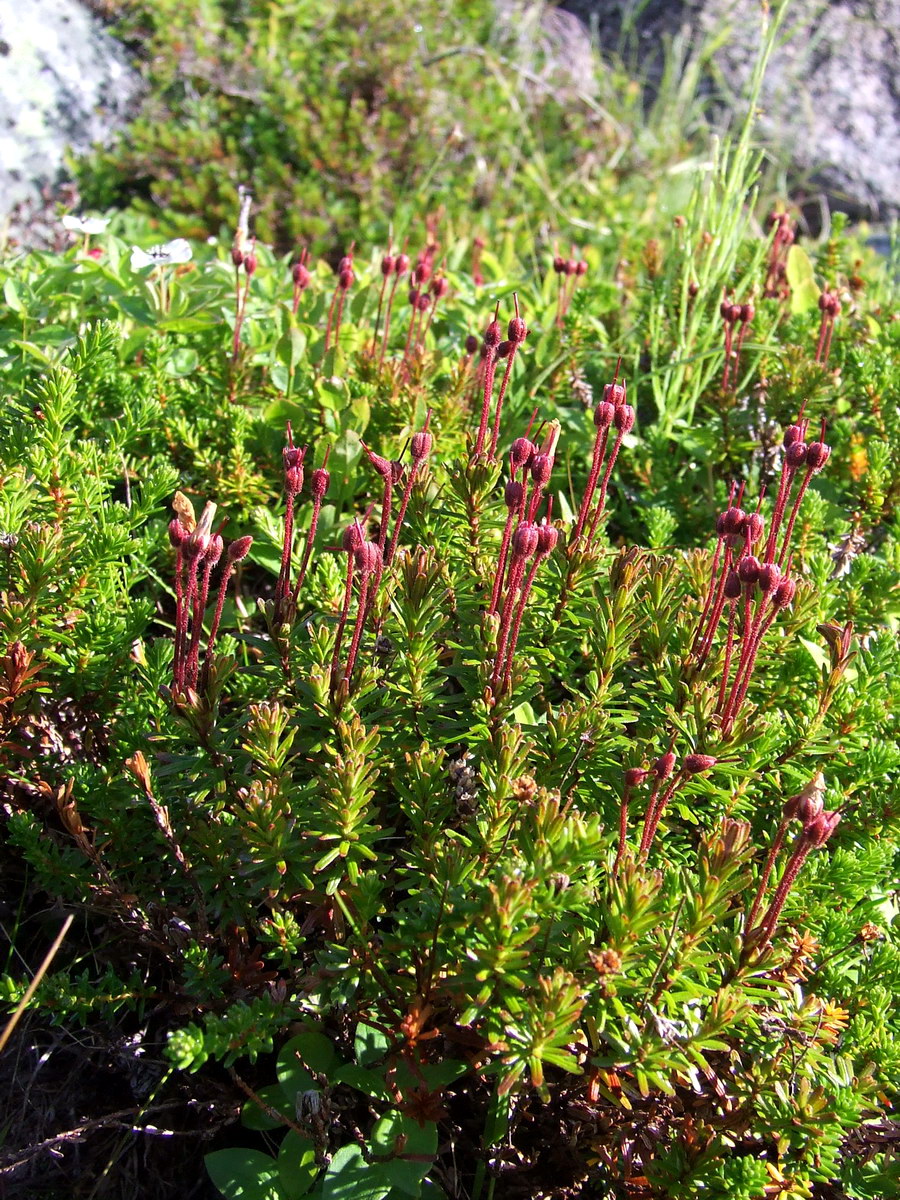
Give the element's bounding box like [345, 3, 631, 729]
[343, 574, 372, 685]
[489, 512, 517, 616]
[488, 347, 519, 459]
[386, 463, 420, 566]
[377, 274, 402, 371]
[572, 427, 610, 547]
[585, 429, 625, 548]
[330, 554, 356, 683]
[292, 496, 323, 603]
[746, 817, 790, 932]
[203, 563, 235, 688]
[474, 349, 498, 457]
[501, 555, 543, 691]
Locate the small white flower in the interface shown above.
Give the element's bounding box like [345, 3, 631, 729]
[62, 214, 110, 235]
[130, 239, 193, 270]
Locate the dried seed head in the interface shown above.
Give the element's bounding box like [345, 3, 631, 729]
[511, 522, 539, 558]
[227, 535, 253, 562]
[510, 437, 535, 472]
[390, 459, 405, 483]
[594, 400, 615, 430]
[613, 404, 635, 433]
[310, 467, 331, 500]
[530, 453, 553, 488]
[806, 441, 831, 472]
[724, 568, 742, 600]
[737, 555, 761, 585]
[411, 430, 433, 462]
[786, 441, 808, 468]
[285, 465, 304, 496]
[536, 522, 559, 556]
[783, 424, 805, 448]
[683, 753, 716, 775]
[653, 751, 676, 780]
[504, 479, 524, 511]
[354, 540, 382, 576]
[604, 381, 627, 406]
[624, 767, 649, 788]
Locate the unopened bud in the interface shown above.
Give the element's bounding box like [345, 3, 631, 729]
[803, 809, 841, 848]
[537, 522, 558, 556]
[339, 267, 354, 290]
[653, 752, 676, 780]
[381, 254, 395, 276]
[757, 563, 781, 593]
[168, 519, 188, 548]
[354, 541, 382, 576]
[783, 424, 804, 448]
[737, 555, 761, 585]
[604, 382, 627, 406]
[773, 577, 796, 608]
[684, 753, 716, 775]
[722, 506, 746, 536]
[395, 253, 410, 276]
[512, 522, 539, 558]
[431, 276, 449, 299]
[244, 250, 257, 276]
[784, 772, 826, 824]
[508, 316, 527, 344]
[231, 246, 244, 268]
[411, 431, 433, 461]
[484, 318, 502, 348]
[724, 568, 742, 600]
[613, 404, 635, 434]
[465, 334, 479, 355]
[786, 441, 808, 468]
[745, 512, 764, 544]
[227, 535, 253, 562]
[576, 259, 588, 276]
[310, 467, 330, 499]
[530, 453, 553, 488]
[292, 261, 311, 289]
[624, 767, 648, 788]
[505, 480, 525, 511]
[806, 441, 831, 472]
[285, 466, 304, 495]
[496, 340, 511, 358]
[205, 534, 224, 567]
[594, 400, 615, 430]
[510, 437, 534, 471]
[342, 522, 364, 552]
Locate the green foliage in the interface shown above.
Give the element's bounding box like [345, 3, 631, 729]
[3, 16, 900, 1192]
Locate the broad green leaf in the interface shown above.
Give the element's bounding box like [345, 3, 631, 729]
[205, 1148, 283, 1200]
[786, 245, 820, 314]
[277, 1131, 319, 1199]
[321, 1145, 391, 1200]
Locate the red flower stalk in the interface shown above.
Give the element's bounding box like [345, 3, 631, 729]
[342, 540, 382, 687]
[639, 752, 715, 860]
[291, 248, 311, 315]
[720, 296, 742, 391]
[185, 532, 223, 689]
[276, 426, 307, 617]
[473, 304, 502, 457]
[368, 245, 395, 356]
[776, 420, 831, 568]
[418, 275, 449, 351]
[324, 246, 354, 355]
[202, 534, 252, 687]
[175, 502, 217, 691]
[490, 521, 538, 692]
[763, 211, 794, 301]
[584, 397, 635, 549]
[756, 808, 841, 943]
[691, 482, 738, 656]
[292, 447, 331, 603]
[695, 497, 745, 664]
[614, 767, 649, 876]
[231, 238, 256, 366]
[330, 520, 364, 683]
[500, 517, 558, 692]
[746, 773, 825, 931]
[815, 290, 841, 364]
[715, 567, 742, 713]
[361, 441, 397, 557]
[572, 362, 624, 547]
[386, 413, 433, 565]
[487, 294, 528, 458]
[489, 479, 525, 616]
[377, 249, 410, 371]
[637, 748, 677, 860]
[169, 518, 189, 690]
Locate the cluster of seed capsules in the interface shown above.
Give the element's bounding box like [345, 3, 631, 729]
[693, 413, 831, 735]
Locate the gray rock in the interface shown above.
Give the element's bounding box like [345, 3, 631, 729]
[0, 0, 139, 229]
[560, 0, 900, 223]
